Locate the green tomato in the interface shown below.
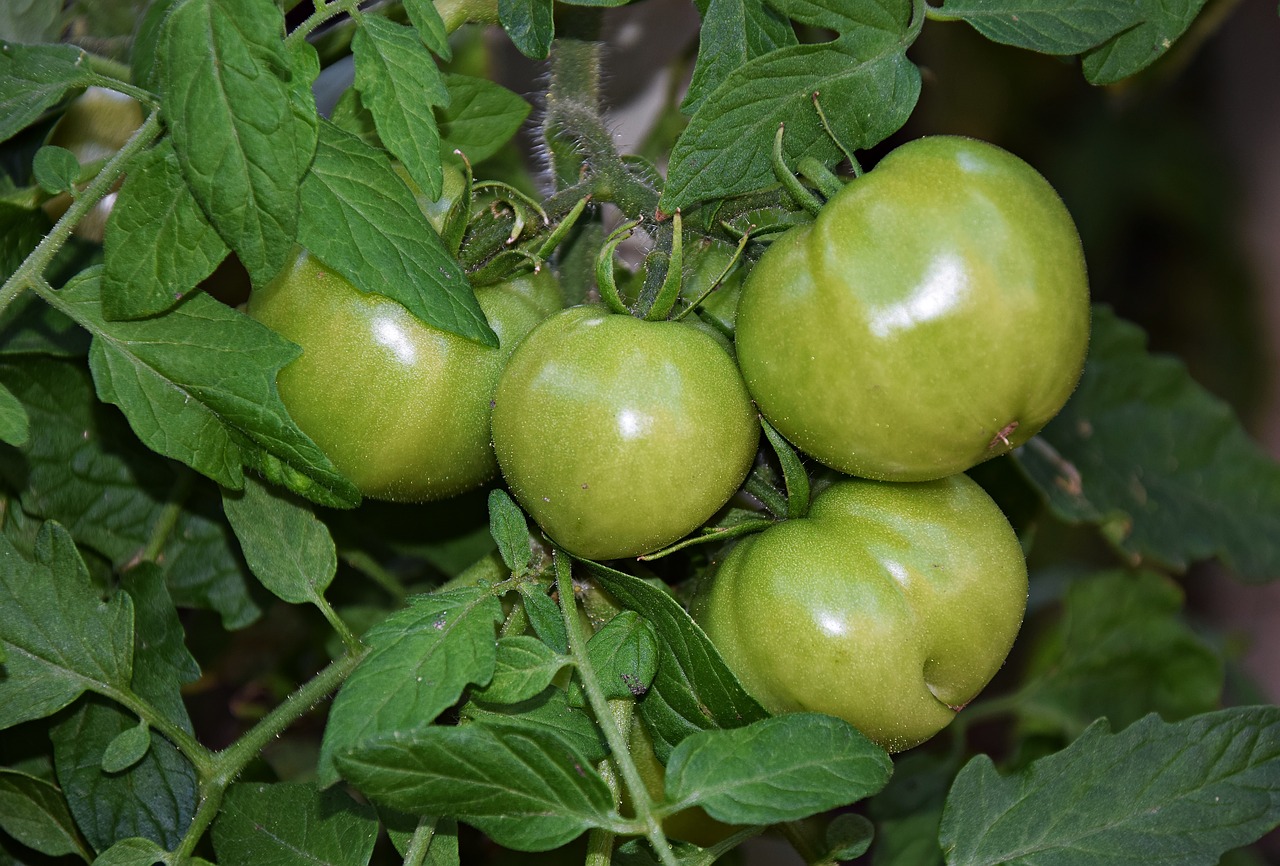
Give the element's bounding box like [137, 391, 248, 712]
[248, 250, 556, 502]
[491, 306, 759, 560]
[394, 160, 467, 235]
[735, 135, 1090, 482]
[691, 473, 1027, 752]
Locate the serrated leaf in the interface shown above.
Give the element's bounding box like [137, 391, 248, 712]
[101, 722, 151, 773]
[0, 522, 133, 729]
[353, 16, 448, 199]
[0, 770, 89, 859]
[337, 722, 618, 852]
[299, 121, 495, 347]
[0, 357, 261, 629]
[586, 609, 658, 700]
[222, 474, 337, 605]
[121, 564, 199, 732]
[577, 560, 767, 761]
[488, 488, 532, 574]
[90, 837, 167, 866]
[662, 37, 919, 211]
[1013, 307, 1280, 583]
[0, 43, 94, 144]
[53, 268, 360, 508]
[211, 782, 378, 866]
[935, 0, 1136, 55]
[940, 707, 1280, 865]
[1018, 570, 1222, 735]
[439, 73, 531, 164]
[0, 381, 28, 446]
[665, 713, 891, 825]
[519, 583, 568, 654]
[498, 0, 553, 59]
[1082, 0, 1208, 85]
[160, 0, 317, 284]
[33, 145, 81, 195]
[52, 696, 197, 852]
[472, 635, 568, 704]
[683, 0, 797, 114]
[101, 138, 230, 321]
[318, 586, 504, 785]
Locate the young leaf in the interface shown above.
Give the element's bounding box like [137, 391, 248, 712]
[404, 0, 452, 58]
[662, 36, 920, 211]
[941, 707, 1280, 865]
[1017, 569, 1223, 735]
[222, 474, 338, 606]
[0, 43, 95, 145]
[101, 138, 230, 321]
[101, 721, 152, 773]
[121, 564, 200, 732]
[160, 0, 317, 285]
[471, 634, 569, 704]
[89, 837, 168, 866]
[1082, 0, 1209, 85]
[933, 0, 1136, 55]
[577, 559, 768, 761]
[352, 16, 449, 199]
[0, 381, 28, 446]
[0, 770, 89, 860]
[1013, 306, 1280, 583]
[761, 417, 810, 519]
[488, 488, 532, 574]
[439, 73, 532, 164]
[586, 609, 659, 700]
[317, 586, 504, 785]
[824, 813, 875, 861]
[299, 121, 496, 348]
[32, 145, 81, 195]
[211, 782, 378, 866]
[337, 722, 619, 852]
[498, 0, 554, 59]
[53, 268, 361, 508]
[683, 0, 797, 114]
[519, 583, 569, 653]
[664, 713, 891, 825]
[465, 685, 609, 763]
[0, 522, 134, 729]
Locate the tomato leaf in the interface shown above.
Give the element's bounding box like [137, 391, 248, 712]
[404, 0, 451, 58]
[0, 358, 261, 629]
[317, 586, 504, 786]
[932, 0, 1137, 55]
[471, 635, 569, 704]
[0, 0, 69, 44]
[0, 770, 88, 859]
[576, 559, 767, 762]
[765, 0, 911, 38]
[32, 145, 81, 195]
[1016, 570, 1223, 736]
[353, 16, 448, 200]
[210, 783, 378, 866]
[665, 713, 892, 825]
[498, 0, 553, 59]
[298, 121, 496, 348]
[160, 0, 317, 285]
[336, 722, 619, 852]
[1081, 0, 1209, 84]
[683, 0, 796, 115]
[0, 43, 94, 145]
[519, 583, 569, 654]
[662, 35, 920, 211]
[940, 707, 1280, 864]
[1013, 306, 1280, 583]
[1, 202, 49, 288]
[222, 475, 338, 607]
[122, 564, 200, 732]
[488, 488, 532, 574]
[585, 609, 659, 701]
[439, 73, 532, 164]
[464, 686, 609, 763]
[101, 139, 230, 321]
[0, 381, 28, 446]
[865, 751, 953, 866]
[89, 837, 170, 866]
[101, 721, 152, 774]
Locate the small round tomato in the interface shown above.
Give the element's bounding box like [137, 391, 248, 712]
[248, 250, 557, 502]
[490, 306, 759, 560]
[735, 135, 1090, 482]
[691, 473, 1027, 752]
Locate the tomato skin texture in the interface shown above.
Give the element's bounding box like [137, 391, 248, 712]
[248, 250, 554, 502]
[491, 306, 759, 560]
[692, 474, 1027, 752]
[735, 136, 1090, 482]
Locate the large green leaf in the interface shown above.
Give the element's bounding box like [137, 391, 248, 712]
[0, 43, 95, 144]
[211, 783, 378, 866]
[1082, 0, 1209, 84]
[933, 0, 1135, 54]
[0, 770, 89, 859]
[222, 475, 337, 606]
[682, 0, 796, 114]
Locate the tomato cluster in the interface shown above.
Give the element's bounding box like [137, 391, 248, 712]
[248, 136, 1087, 751]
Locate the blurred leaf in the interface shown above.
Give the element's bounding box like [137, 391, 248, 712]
[318, 586, 503, 785]
[1082, 0, 1210, 84]
[0, 382, 28, 446]
[90, 837, 168, 866]
[825, 813, 875, 861]
[498, 0, 553, 59]
[933, 0, 1135, 54]
[586, 609, 659, 700]
[666, 714, 891, 825]
[0, 203, 49, 287]
[382, 812, 459, 864]
[0, 43, 95, 145]
[353, 16, 448, 199]
[439, 73, 531, 164]
[0, 770, 89, 859]
[337, 722, 618, 852]
[577, 560, 767, 762]
[1013, 307, 1280, 583]
[298, 121, 495, 347]
[101, 722, 151, 773]
[211, 783, 378, 866]
[940, 707, 1280, 865]
[0, 0, 69, 42]
[471, 635, 568, 704]
[868, 752, 952, 866]
[0, 292, 87, 357]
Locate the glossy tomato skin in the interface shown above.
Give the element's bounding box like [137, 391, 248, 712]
[248, 250, 555, 502]
[692, 474, 1027, 752]
[491, 306, 759, 560]
[735, 136, 1090, 482]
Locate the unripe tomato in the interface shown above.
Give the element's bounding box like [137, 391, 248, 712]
[490, 306, 759, 560]
[691, 474, 1027, 752]
[394, 161, 467, 235]
[735, 136, 1090, 482]
[248, 250, 557, 502]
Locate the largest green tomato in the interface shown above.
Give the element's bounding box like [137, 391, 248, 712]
[692, 474, 1027, 752]
[735, 136, 1090, 482]
[249, 251, 556, 501]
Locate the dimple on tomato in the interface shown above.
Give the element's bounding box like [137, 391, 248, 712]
[490, 306, 759, 561]
[691, 473, 1028, 753]
[248, 250, 556, 502]
[735, 135, 1090, 482]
